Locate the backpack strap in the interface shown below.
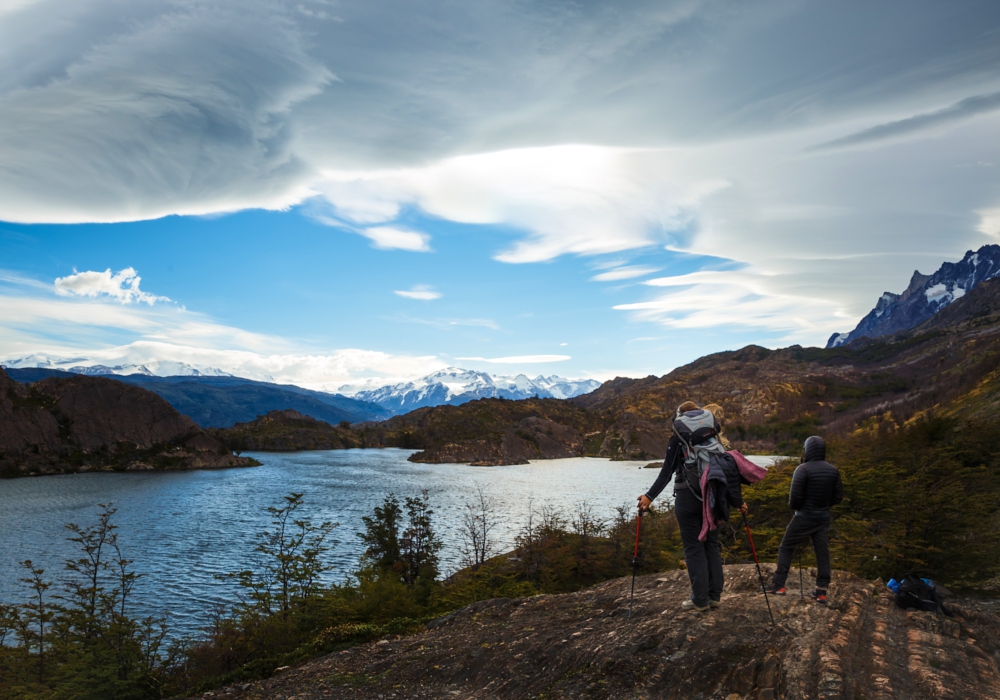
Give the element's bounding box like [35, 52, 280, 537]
[673, 429, 704, 502]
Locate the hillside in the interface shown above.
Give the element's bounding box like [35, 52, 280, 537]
[212, 409, 367, 452]
[0, 368, 258, 477]
[394, 277, 1000, 463]
[3, 369, 390, 427]
[381, 397, 607, 465]
[217, 565, 1000, 700]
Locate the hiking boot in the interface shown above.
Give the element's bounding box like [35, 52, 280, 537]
[709, 599, 721, 609]
[681, 599, 710, 612]
[810, 589, 827, 604]
[763, 583, 786, 596]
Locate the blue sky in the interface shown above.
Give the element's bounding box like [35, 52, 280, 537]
[1, 204, 764, 386]
[1, 1, 999, 390]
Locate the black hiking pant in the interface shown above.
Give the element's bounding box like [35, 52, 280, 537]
[773, 514, 832, 590]
[674, 486, 724, 607]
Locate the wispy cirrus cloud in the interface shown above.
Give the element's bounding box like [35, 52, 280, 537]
[590, 265, 662, 282]
[809, 91, 1000, 152]
[394, 285, 441, 300]
[613, 270, 845, 341]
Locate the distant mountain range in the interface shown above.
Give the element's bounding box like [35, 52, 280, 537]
[827, 244, 1000, 347]
[2, 356, 235, 377]
[0, 364, 601, 426]
[347, 367, 601, 415]
[1, 369, 390, 428]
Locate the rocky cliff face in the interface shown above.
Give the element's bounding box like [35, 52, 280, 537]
[0, 368, 257, 477]
[212, 565, 1000, 700]
[828, 244, 1000, 347]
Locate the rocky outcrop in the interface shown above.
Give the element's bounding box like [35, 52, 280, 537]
[209, 565, 1000, 699]
[0, 368, 257, 477]
[396, 398, 604, 466]
[598, 413, 670, 461]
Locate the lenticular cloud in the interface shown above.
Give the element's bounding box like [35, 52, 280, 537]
[0, 0, 332, 224]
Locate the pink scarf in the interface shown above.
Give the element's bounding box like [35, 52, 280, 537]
[728, 449, 768, 483]
[698, 467, 717, 541]
[697, 450, 768, 542]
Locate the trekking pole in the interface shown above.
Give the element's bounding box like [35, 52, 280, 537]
[799, 549, 804, 600]
[628, 508, 643, 620]
[741, 511, 775, 627]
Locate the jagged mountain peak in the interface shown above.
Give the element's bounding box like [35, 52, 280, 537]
[827, 244, 1000, 348]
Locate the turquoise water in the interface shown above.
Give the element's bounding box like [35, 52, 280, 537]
[0, 450, 661, 636]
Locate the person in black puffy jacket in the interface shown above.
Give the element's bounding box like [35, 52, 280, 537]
[764, 435, 843, 603]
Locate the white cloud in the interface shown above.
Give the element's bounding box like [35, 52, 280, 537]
[0, 0, 41, 18]
[978, 208, 1000, 239]
[54, 267, 169, 305]
[455, 354, 571, 364]
[317, 145, 729, 263]
[0, 0, 330, 224]
[613, 270, 845, 342]
[394, 285, 442, 300]
[2, 340, 447, 393]
[363, 226, 431, 252]
[590, 265, 662, 282]
[0, 274, 447, 391]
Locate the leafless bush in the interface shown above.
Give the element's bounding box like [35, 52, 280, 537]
[571, 500, 607, 543]
[458, 484, 502, 569]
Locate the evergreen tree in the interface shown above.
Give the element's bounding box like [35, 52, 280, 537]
[359, 494, 403, 573]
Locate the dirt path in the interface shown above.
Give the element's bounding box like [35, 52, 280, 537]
[199, 565, 1000, 700]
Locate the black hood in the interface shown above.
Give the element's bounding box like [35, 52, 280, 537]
[803, 436, 826, 462]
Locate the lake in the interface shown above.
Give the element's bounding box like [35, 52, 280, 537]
[1, 449, 678, 636]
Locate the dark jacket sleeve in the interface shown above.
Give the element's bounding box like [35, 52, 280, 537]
[832, 468, 844, 506]
[788, 464, 807, 511]
[721, 454, 744, 508]
[646, 435, 681, 501]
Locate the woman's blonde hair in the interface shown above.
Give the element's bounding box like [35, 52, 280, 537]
[702, 403, 732, 449]
[702, 403, 725, 424]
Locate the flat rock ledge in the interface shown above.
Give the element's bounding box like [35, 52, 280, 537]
[198, 565, 1000, 700]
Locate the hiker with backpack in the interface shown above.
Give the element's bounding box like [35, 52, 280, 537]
[638, 402, 747, 612]
[764, 436, 843, 604]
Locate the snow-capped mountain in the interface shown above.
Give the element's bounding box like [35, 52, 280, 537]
[1, 355, 232, 377]
[346, 367, 602, 415]
[827, 244, 1000, 348]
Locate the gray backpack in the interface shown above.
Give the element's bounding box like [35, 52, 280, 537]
[673, 408, 727, 500]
